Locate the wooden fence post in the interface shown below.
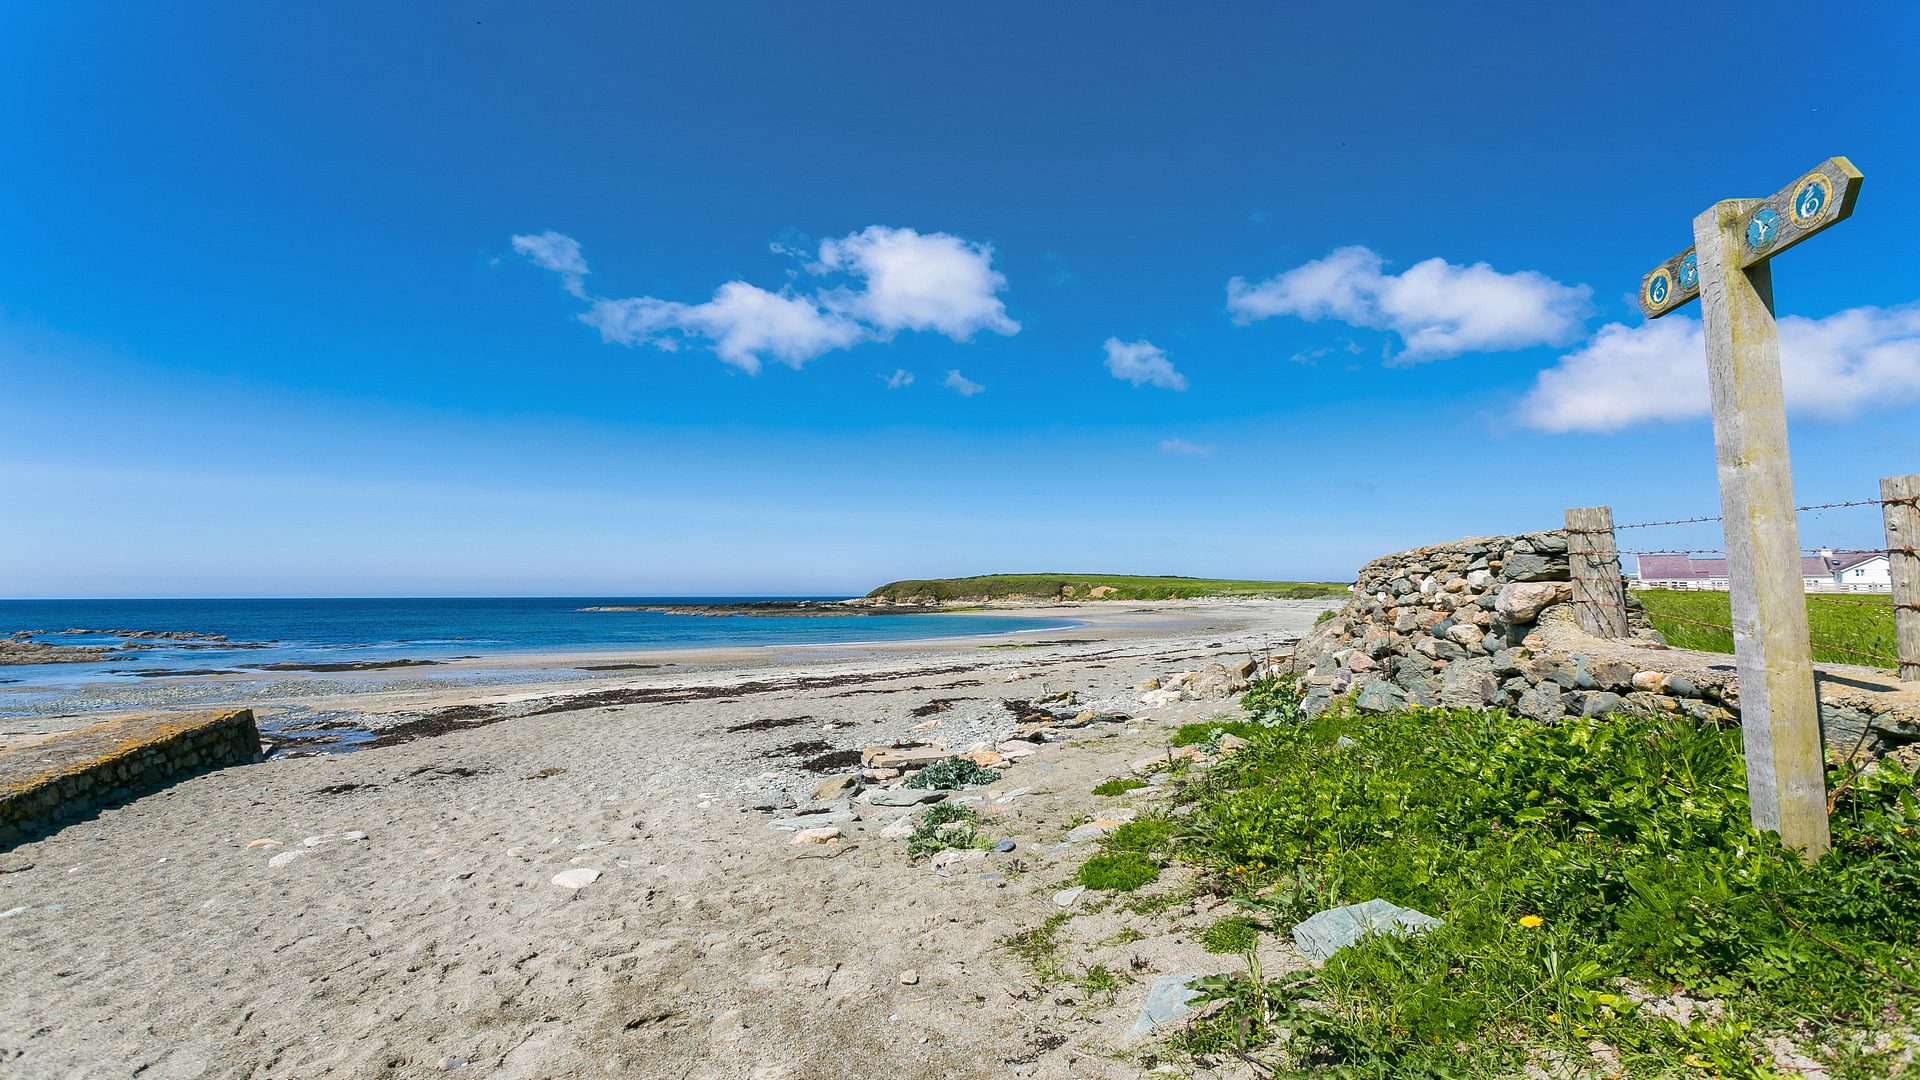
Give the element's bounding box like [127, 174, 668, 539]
[1883, 475, 1920, 682]
[1565, 506, 1629, 639]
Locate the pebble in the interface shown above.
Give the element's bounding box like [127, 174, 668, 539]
[244, 839, 281, 850]
[0, 907, 28, 919]
[438, 1056, 469, 1071]
[1053, 886, 1086, 908]
[899, 969, 920, 985]
[992, 840, 1016, 853]
[880, 818, 914, 840]
[551, 868, 601, 889]
[790, 826, 841, 845]
[267, 850, 306, 869]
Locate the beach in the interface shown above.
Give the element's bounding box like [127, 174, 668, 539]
[0, 599, 1334, 1079]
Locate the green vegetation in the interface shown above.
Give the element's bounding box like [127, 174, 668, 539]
[904, 802, 987, 862]
[1637, 587, 1897, 669]
[1005, 910, 1072, 984]
[902, 755, 1002, 790]
[1171, 718, 1265, 748]
[1076, 851, 1160, 892]
[1160, 680, 1920, 1075]
[1092, 777, 1147, 797]
[1077, 963, 1131, 1003]
[1200, 915, 1262, 955]
[864, 573, 1349, 603]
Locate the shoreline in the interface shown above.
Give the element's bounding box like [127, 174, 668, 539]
[0, 598, 1335, 1078]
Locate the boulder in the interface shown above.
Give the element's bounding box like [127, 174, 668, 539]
[1515, 684, 1566, 721]
[1354, 679, 1406, 713]
[1495, 582, 1571, 623]
[810, 775, 861, 802]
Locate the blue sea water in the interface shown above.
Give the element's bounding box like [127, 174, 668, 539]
[0, 596, 1073, 692]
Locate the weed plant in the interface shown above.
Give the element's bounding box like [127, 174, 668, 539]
[905, 802, 987, 862]
[1092, 777, 1147, 797]
[903, 755, 1002, 790]
[1168, 687, 1920, 1075]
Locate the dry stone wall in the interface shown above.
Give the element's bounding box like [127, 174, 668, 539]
[1286, 532, 1704, 721]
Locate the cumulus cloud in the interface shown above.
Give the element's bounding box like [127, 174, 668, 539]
[883, 368, 915, 389]
[1103, 338, 1187, 390]
[1520, 303, 1920, 432]
[943, 370, 985, 397]
[514, 227, 1017, 373]
[581, 285, 865, 374]
[1159, 437, 1214, 456]
[814, 226, 1019, 339]
[510, 231, 590, 298]
[1226, 245, 1592, 362]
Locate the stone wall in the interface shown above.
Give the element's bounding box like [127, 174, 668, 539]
[0, 709, 261, 849]
[1290, 531, 1920, 758]
[1288, 531, 1703, 720]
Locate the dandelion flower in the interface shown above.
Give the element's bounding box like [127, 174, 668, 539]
[1519, 915, 1544, 929]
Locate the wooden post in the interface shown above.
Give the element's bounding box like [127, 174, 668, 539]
[1883, 474, 1920, 682]
[1695, 199, 1830, 857]
[1565, 506, 1629, 638]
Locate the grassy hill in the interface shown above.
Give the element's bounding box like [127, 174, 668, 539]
[863, 573, 1350, 603]
[1636, 587, 1897, 669]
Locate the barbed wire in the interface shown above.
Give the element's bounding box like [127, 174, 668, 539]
[1566, 494, 1918, 535]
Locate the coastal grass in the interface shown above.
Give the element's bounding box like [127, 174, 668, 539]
[1636, 588, 1898, 669]
[1161, 679, 1920, 1075]
[864, 574, 1349, 603]
[1091, 777, 1146, 797]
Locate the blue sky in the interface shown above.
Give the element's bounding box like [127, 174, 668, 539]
[3, 2, 1917, 597]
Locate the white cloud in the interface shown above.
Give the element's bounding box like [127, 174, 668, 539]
[943, 370, 985, 397]
[581, 285, 866, 375]
[1226, 245, 1592, 361]
[511, 231, 590, 298]
[1103, 338, 1187, 390]
[515, 226, 1017, 373]
[814, 226, 1019, 340]
[883, 368, 915, 389]
[1520, 303, 1920, 432]
[1159, 437, 1214, 456]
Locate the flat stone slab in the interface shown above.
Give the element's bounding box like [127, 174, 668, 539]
[1291, 898, 1442, 963]
[866, 788, 947, 807]
[1, 710, 260, 848]
[1127, 974, 1202, 1037]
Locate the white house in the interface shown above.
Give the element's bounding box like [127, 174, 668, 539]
[1633, 549, 1891, 592]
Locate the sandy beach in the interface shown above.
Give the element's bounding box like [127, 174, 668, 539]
[0, 599, 1334, 1079]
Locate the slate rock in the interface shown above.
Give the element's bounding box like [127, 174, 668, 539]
[1291, 899, 1443, 963]
[1127, 974, 1202, 1037]
[1353, 679, 1406, 713]
[867, 788, 947, 807]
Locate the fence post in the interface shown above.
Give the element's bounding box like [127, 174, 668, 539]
[1883, 475, 1920, 682]
[1565, 506, 1630, 639]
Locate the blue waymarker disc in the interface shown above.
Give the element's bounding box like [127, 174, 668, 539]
[1746, 208, 1780, 252]
[1643, 268, 1673, 310]
[1792, 175, 1830, 224]
[1678, 253, 1698, 291]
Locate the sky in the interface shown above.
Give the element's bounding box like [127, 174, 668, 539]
[3, 2, 1917, 598]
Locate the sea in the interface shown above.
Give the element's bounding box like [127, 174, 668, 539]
[0, 597, 1074, 720]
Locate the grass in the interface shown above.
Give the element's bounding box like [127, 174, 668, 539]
[1006, 911, 1073, 984]
[1161, 680, 1920, 1075]
[1076, 851, 1160, 891]
[1201, 915, 1262, 955]
[1636, 587, 1898, 669]
[1170, 719, 1265, 748]
[1092, 777, 1147, 797]
[864, 573, 1350, 603]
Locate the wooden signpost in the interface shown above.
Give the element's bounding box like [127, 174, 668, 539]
[1639, 157, 1864, 858]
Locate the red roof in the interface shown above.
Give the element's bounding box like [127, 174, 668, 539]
[1636, 551, 1883, 581]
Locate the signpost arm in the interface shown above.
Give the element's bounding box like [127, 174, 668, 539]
[1694, 198, 1830, 857]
